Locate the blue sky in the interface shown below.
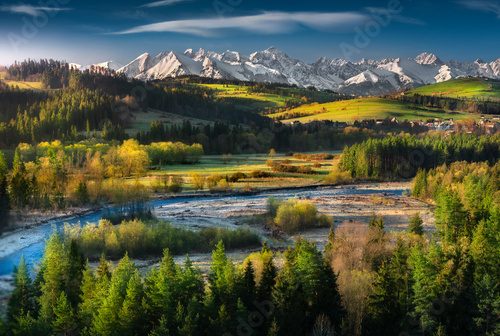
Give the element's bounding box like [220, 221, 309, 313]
[0, 0, 499, 66]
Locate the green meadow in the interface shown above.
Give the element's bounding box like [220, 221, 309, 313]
[270, 97, 475, 123]
[407, 78, 500, 100]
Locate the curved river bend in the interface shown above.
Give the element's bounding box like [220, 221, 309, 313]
[0, 185, 406, 276]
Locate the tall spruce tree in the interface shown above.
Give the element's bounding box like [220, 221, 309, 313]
[93, 254, 136, 336]
[52, 292, 77, 336]
[7, 257, 34, 322]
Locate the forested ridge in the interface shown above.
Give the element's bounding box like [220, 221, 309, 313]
[396, 93, 500, 114]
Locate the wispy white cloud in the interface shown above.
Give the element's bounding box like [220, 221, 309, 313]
[458, 1, 500, 18]
[0, 4, 71, 17]
[113, 11, 370, 36]
[141, 0, 191, 8]
[365, 7, 426, 25]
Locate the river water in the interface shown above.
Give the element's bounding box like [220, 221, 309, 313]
[0, 185, 406, 276]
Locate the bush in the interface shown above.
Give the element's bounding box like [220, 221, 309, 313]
[293, 153, 334, 161]
[228, 172, 247, 183]
[167, 176, 183, 193]
[190, 173, 205, 190]
[206, 175, 225, 189]
[267, 161, 315, 175]
[325, 169, 353, 185]
[274, 199, 332, 233]
[250, 170, 272, 178]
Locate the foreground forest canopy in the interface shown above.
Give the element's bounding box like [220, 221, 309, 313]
[2, 161, 498, 336]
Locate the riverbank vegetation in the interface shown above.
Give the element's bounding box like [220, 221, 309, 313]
[0, 139, 203, 217]
[63, 219, 260, 259]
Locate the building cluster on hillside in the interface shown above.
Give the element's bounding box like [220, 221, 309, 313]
[418, 117, 499, 134]
[289, 116, 499, 134]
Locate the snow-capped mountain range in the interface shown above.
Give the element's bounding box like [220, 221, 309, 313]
[81, 48, 500, 96]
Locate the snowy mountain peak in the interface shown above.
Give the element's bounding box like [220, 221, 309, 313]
[250, 47, 290, 63]
[117, 53, 151, 78]
[221, 50, 244, 64]
[415, 52, 442, 65]
[345, 70, 379, 85]
[109, 47, 499, 96]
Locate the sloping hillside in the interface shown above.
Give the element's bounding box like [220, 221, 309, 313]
[407, 78, 500, 101]
[270, 98, 474, 123]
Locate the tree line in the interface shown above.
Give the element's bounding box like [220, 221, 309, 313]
[396, 93, 500, 114]
[6, 59, 71, 89]
[3, 238, 344, 336]
[339, 134, 499, 179]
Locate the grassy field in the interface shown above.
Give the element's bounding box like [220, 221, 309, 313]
[198, 83, 339, 114]
[199, 84, 291, 112]
[3, 80, 44, 90]
[0, 70, 44, 90]
[270, 98, 476, 123]
[131, 153, 338, 191]
[407, 78, 500, 101]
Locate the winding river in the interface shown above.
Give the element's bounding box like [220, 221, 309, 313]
[0, 185, 408, 276]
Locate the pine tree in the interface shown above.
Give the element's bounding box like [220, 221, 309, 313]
[412, 169, 427, 198]
[174, 257, 204, 335]
[11, 311, 48, 336]
[52, 292, 77, 336]
[119, 271, 144, 336]
[292, 240, 344, 334]
[7, 257, 34, 322]
[408, 213, 424, 235]
[366, 241, 412, 336]
[39, 234, 70, 324]
[67, 239, 85, 307]
[324, 223, 336, 261]
[435, 189, 469, 243]
[272, 259, 306, 336]
[78, 264, 97, 330]
[239, 261, 256, 308]
[93, 254, 136, 336]
[207, 241, 238, 334]
[257, 253, 276, 303]
[470, 212, 500, 335]
[143, 249, 178, 330]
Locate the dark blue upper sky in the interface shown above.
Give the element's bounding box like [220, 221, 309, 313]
[0, 0, 499, 65]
